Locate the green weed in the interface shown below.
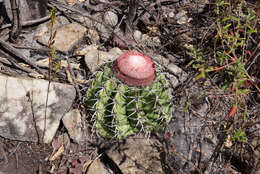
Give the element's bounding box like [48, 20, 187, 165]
[187, 0, 259, 119]
[231, 128, 247, 143]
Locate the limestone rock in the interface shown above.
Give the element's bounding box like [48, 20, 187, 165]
[37, 23, 87, 54]
[62, 109, 83, 144]
[168, 63, 188, 82]
[107, 136, 163, 174]
[83, 46, 123, 73]
[104, 11, 118, 27]
[0, 74, 76, 143]
[87, 159, 113, 174]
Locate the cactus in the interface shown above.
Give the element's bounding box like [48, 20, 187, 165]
[84, 51, 173, 139]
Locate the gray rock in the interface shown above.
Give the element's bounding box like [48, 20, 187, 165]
[175, 10, 187, 20]
[37, 23, 87, 54]
[151, 54, 170, 67]
[0, 74, 76, 143]
[62, 109, 83, 144]
[95, 22, 111, 40]
[83, 46, 123, 73]
[165, 108, 219, 173]
[168, 63, 188, 82]
[133, 30, 142, 42]
[106, 136, 163, 174]
[108, 47, 123, 59]
[175, 10, 191, 25]
[104, 11, 118, 27]
[168, 11, 175, 18]
[87, 159, 113, 174]
[87, 29, 100, 44]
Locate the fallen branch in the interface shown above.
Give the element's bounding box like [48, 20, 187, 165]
[0, 12, 61, 30]
[0, 39, 46, 76]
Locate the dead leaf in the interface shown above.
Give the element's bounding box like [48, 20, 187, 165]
[82, 160, 93, 172]
[66, 68, 73, 84]
[36, 58, 80, 70]
[49, 145, 64, 161]
[28, 73, 44, 79]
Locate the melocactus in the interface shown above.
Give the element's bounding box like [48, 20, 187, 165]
[84, 51, 173, 139]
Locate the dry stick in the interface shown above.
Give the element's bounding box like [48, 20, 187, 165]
[9, 0, 21, 42]
[0, 53, 38, 74]
[0, 142, 8, 164]
[0, 12, 61, 30]
[126, 0, 138, 33]
[0, 39, 46, 76]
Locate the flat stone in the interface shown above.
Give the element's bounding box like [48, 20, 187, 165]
[133, 30, 142, 42]
[83, 46, 123, 73]
[107, 136, 163, 174]
[152, 54, 170, 66]
[62, 109, 83, 144]
[168, 63, 188, 82]
[0, 74, 76, 143]
[37, 23, 87, 54]
[87, 159, 112, 174]
[87, 29, 100, 44]
[175, 10, 192, 25]
[104, 11, 118, 27]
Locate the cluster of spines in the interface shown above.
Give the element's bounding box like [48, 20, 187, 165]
[84, 63, 173, 139]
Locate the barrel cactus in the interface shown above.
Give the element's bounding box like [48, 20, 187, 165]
[84, 51, 173, 139]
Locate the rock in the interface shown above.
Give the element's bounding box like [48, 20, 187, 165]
[175, 10, 191, 25]
[133, 30, 142, 42]
[165, 108, 219, 173]
[95, 20, 111, 40]
[152, 54, 170, 66]
[83, 46, 123, 73]
[169, 74, 180, 88]
[84, 49, 105, 73]
[0, 74, 76, 143]
[87, 29, 100, 44]
[106, 136, 163, 174]
[62, 109, 83, 144]
[168, 11, 175, 18]
[197, 0, 209, 13]
[75, 44, 98, 56]
[104, 11, 118, 27]
[37, 23, 87, 54]
[152, 36, 161, 45]
[108, 47, 123, 58]
[168, 63, 188, 82]
[87, 159, 113, 174]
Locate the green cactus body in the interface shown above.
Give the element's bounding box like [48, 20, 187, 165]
[84, 63, 173, 139]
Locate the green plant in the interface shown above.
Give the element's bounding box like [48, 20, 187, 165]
[84, 51, 173, 139]
[48, 7, 61, 77]
[187, 0, 259, 117]
[43, 7, 61, 143]
[231, 128, 247, 143]
[186, 48, 210, 80]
